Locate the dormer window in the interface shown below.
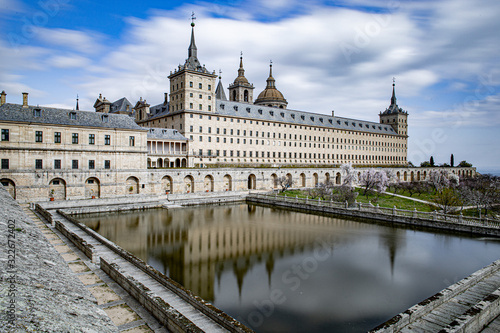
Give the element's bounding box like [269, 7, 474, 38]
[291, 114, 295, 119]
[328, 119, 333, 124]
[234, 106, 238, 111]
[258, 109, 263, 114]
[337, 120, 341, 124]
[269, 111, 274, 116]
[366, 124, 369, 128]
[33, 109, 41, 117]
[319, 118, 323, 123]
[352, 122, 355, 126]
[280, 112, 284, 117]
[345, 121, 348, 126]
[69, 112, 77, 120]
[301, 115, 305, 120]
[220, 104, 225, 110]
[310, 116, 314, 121]
[102, 115, 109, 123]
[246, 107, 251, 113]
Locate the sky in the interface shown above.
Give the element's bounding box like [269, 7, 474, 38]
[1, 0, 499, 173]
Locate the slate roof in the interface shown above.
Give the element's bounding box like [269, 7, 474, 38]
[149, 103, 170, 117]
[147, 128, 188, 141]
[216, 100, 398, 135]
[109, 97, 133, 113]
[0, 103, 146, 131]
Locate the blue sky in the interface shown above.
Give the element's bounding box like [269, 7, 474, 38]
[1, 0, 499, 172]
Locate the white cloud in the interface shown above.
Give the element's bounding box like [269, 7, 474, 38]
[35, 28, 104, 54]
[47, 54, 91, 68]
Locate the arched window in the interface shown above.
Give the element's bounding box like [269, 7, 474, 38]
[244, 90, 249, 102]
[232, 90, 236, 101]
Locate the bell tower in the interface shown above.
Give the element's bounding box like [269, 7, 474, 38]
[228, 53, 254, 103]
[379, 79, 408, 137]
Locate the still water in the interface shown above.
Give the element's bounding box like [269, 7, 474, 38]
[78, 204, 500, 332]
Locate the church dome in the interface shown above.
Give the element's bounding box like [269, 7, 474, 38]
[254, 63, 288, 108]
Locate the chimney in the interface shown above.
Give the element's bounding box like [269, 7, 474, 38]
[0, 91, 6, 106]
[22, 92, 28, 107]
[164, 93, 168, 105]
[331, 110, 335, 117]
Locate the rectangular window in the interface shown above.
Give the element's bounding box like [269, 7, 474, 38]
[104, 135, 110, 145]
[1, 129, 9, 141]
[199, 149, 203, 156]
[190, 103, 193, 109]
[190, 125, 193, 132]
[35, 131, 43, 142]
[72, 133, 78, 144]
[1, 159, 9, 169]
[190, 81, 193, 87]
[216, 150, 220, 156]
[208, 84, 211, 90]
[129, 136, 135, 146]
[104, 160, 110, 169]
[199, 83, 202, 89]
[199, 136, 203, 142]
[72, 160, 78, 169]
[35, 159, 42, 169]
[89, 134, 95, 145]
[54, 159, 61, 169]
[199, 104, 202, 110]
[54, 132, 61, 143]
[208, 127, 211, 134]
[89, 160, 95, 169]
[199, 126, 202, 133]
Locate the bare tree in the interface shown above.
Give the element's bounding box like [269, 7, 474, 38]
[308, 181, 334, 200]
[331, 185, 358, 204]
[341, 163, 358, 187]
[459, 175, 500, 217]
[359, 169, 389, 197]
[277, 176, 292, 193]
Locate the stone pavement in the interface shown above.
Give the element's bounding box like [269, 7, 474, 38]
[22, 205, 169, 333]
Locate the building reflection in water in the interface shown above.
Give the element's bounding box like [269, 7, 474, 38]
[80, 204, 389, 302]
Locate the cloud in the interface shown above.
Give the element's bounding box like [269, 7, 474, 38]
[35, 28, 104, 54]
[47, 54, 91, 68]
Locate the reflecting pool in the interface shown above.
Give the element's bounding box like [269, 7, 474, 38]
[78, 204, 500, 332]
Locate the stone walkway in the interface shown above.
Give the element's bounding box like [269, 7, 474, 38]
[398, 267, 500, 332]
[22, 205, 168, 333]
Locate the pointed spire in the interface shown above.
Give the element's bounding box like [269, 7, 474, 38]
[188, 12, 197, 59]
[233, 52, 249, 84]
[76, 94, 79, 111]
[216, 70, 227, 101]
[266, 60, 276, 88]
[391, 77, 397, 106]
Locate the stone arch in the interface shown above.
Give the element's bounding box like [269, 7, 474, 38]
[325, 172, 330, 184]
[423, 171, 427, 180]
[204, 175, 214, 192]
[164, 158, 170, 168]
[232, 90, 237, 101]
[223, 174, 232, 191]
[175, 158, 181, 168]
[184, 175, 194, 193]
[162, 175, 173, 194]
[286, 173, 293, 187]
[417, 171, 421, 181]
[403, 171, 408, 181]
[126, 176, 140, 194]
[181, 158, 187, 168]
[270, 173, 278, 189]
[244, 90, 249, 102]
[411, 171, 415, 182]
[248, 174, 256, 190]
[1, 178, 16, 199]
[335, 172, 341, 185]
[157, 158, 163, 168]
[300, 173, 306, 187]
[49, 178, 66, 200]
[313, 173, 319, 187]
[85, 177, 100, 198]
[396, 171, 401, 181]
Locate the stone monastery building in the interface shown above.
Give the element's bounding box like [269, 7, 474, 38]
[122, 21, 408, 168]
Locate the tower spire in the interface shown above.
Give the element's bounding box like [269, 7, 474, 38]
[188, 12, 197, 59]
[266, 60, 275, 88]
[391, 77, 397, 106]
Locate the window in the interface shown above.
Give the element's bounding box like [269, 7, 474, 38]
[72, 133, 78, 144]
[54, 132, 61, 143]
[190, 103, 193, 109]
[190, 126, 193, 132]
[72, 160, 78, 169]
[190, 81, 193, 87]
[208, 105, 211, 111]
[129, 136, 135, 146]
[101, 115, 108, 123]
[35, 159, 42, 169]
[89, 160, 95, 169]
[199, 83, 202, 89]
[199, 94, 202, 99]
[88, 134, 95, 145]
[208, 84, 212, 90]
[35, 131, 43, 142]
[54, 159, 61, 169]
[69, 112, 77, 120]
[1, 159, 8, 169]
[104, 160, 110, 169]
[199, 104, 202, 110]
[199, 136, 203, 142]
[33, 109, 41, 117]
[1, 129, 9, 141]
[104, 135, 110, 145]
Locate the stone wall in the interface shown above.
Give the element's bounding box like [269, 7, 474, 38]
[0, 186, 117, 332]
[1, 166, 476, 203]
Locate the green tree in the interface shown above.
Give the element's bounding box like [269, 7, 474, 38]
[430, 156, 435, 166]
[433, 188, 462, 216]
[420, 161, 432, 167]
[450, 154, 454, 167]
[458, 160, 472, 167]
